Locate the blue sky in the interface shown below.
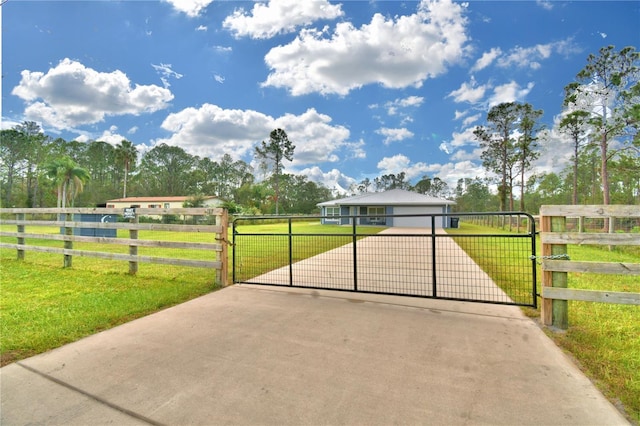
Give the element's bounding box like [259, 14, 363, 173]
[2, 0, 639, 193]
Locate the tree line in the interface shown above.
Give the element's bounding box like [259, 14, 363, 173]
[350, 46, 639, 212]
[0, 124, 332, 215]
[1, 45, 638, 214]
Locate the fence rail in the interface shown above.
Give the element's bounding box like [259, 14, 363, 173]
[0, 207, 228, 285]
[540, 205, 640, 330]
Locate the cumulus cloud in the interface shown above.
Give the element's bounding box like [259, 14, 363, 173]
[488, 81, 535, 106]
[438, 127, 478, 156]
[297, 166, 356, 194]
[223, 0, 344, 39]
[273, 108, 352, 165]
[95, 125, 129, 146]
[447, 77, 487, 103]
[157, 104, 274, 158]
[377, 154, 436, 180]
[376, 127, 414, 145]
[163, 0, 213, 17]
[262, 0, 469, 95]
[155, 104, 356, 166]
[11, 58, 173, 129]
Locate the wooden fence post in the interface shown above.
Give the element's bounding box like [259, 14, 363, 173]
[16, 212, 25, 260]
[64, 212, 73, 268]
[129, 214, 139, 275]
[541, 213, 568, 329]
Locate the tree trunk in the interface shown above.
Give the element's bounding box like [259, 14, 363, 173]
[573, 142, 578, 205]
[123, 164, 128, 198]
[601, 133, 610, 205]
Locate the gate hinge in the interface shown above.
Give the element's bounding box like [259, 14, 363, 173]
[529, 254, 570, 264]
[216, 236, 234, 246]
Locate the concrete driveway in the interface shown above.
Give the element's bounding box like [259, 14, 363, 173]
[247, 227, 519, 304]
[0, 284, 629, 425]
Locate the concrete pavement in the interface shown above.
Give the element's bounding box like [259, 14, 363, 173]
[0, 284, 630, 425]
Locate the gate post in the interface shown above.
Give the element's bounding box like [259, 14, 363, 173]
[219, 210, 228, 286]
[540, 212, 568, 329]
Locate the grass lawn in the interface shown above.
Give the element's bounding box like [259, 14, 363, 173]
[0, 221, 384, 366]
[448, 222, 640, 424]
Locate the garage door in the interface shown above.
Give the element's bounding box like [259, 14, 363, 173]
[392, 206, 445, 228]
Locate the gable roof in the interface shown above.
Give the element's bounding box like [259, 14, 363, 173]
[317, 189, 455, 207]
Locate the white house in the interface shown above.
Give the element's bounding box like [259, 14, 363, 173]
[317, 189, 456, 228]
[106, 196, 222, 209]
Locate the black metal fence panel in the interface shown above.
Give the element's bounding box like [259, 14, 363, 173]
[233, 213, 537, 307]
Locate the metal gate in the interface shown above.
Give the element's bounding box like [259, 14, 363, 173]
[233, 213, 537, 307]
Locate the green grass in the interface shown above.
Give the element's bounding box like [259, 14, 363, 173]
[0, 259, 219, 366]
[232, 221, 386, 280]
[2, 219, 638, 422]
[0, 221, 384, 366]
[448, 222, 640, 424]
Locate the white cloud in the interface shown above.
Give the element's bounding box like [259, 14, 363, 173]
[163, 0, 213, 17]
[429, 160, 488, 188]
[439, 127, 478, 156]
[196, 25, 207, 32]
[96, 126, 129, 146]
[536, 0, 554, 11]
[214, 74, 225, 84]
[297, 166, 356, 194]
[488, 81, 535, 106]
[376, 127, 414, 145]
[447, 78, 487, 103]
[223, 0, 344, 39]
[383, 95, 424, 116]
[155, 105, 355, 166]
[471, 47, 502, 72]
[151, 63, 183, 89]
[462, 113, 481, 127]
[273, 108, 352, 165]
[377, 154, 435, 180]
[496, 40, 579, 69]
[157, 103, 274, 158]
[11, 58, 173, 129]
[262, 0, 470, 95]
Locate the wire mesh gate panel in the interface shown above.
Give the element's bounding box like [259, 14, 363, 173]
[233, 213, 537, 307]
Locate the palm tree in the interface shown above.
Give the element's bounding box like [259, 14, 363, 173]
[44, 157, 91, 207]
[115, 139, 138, 198]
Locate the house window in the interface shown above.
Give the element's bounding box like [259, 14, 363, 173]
[164, 203, 170, 208]
[367, 207, 385, 224]
[106, 204, 114, 208]
[148, 204, 161, 208]
[326, 207, 340, 217]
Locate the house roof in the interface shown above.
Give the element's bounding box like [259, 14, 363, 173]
[317, 189, 455, 207]
[107, 196, 218, 203]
